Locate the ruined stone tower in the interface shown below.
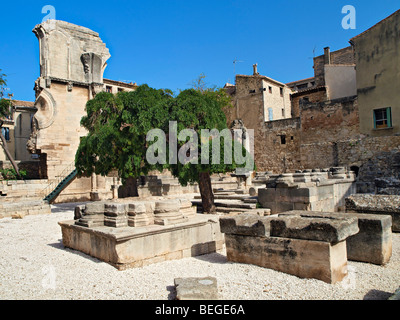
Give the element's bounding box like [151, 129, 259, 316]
[30, 20, 113, 202]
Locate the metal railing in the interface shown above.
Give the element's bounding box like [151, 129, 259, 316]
[41, 161, 76, 199]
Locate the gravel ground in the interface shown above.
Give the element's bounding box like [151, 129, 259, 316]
[0, 202, 399, 300]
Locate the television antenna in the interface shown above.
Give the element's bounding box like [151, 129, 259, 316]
[233, 58, 244, 75]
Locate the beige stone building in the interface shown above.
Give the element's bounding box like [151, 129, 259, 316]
[27, 20, 136, 202]
[0, 100, 37, 163]
[350, 9, 400, 137]
[224, 64, 292, 129]
[223, 8, 400, 191]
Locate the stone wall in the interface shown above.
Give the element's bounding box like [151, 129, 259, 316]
[313, 46, 355, 87]
[258, 168, 357, 214]
[257, 118, 301, 172]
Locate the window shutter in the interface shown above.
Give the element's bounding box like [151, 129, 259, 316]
[373, 110, 376, 129]
[387, 107, 392, 128]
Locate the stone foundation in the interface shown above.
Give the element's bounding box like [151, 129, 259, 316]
[280, 211, 393, 265]
[219, 213, 359, 284]
[258, 167, 356, 214]
[345, 194, 400, 232]
[59, 200, 223, 269]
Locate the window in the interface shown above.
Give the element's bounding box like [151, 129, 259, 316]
[118, 88, 124, 92]
[268, 86, 272, 94]
[249, 89, 256, 94]
[268, 108, 273, 121]
[106, 86, 112, 93]
[282, 108, 285, 117]
[280, 87, 283, 97]
[373, 107, 392, 129]
[1, 127, 10, 142]
[280, 135, 286, 145]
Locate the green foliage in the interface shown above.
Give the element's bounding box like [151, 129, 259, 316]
[75, 76, 254, 187]
[75, 85, 173, 181]
[0, 69, 7, 98]
[0, 70, 10, 118]
[166, 87, 253, 186]
[0, 168, 27, 180]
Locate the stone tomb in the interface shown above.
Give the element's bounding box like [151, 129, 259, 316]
[219, 210, 392, 284]
[60, 200, 223, 270]
[279, 211, 392, 265]
[346, 194, 400, 232]
[257, 168, 357, 214]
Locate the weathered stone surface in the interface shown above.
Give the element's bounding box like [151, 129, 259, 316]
[127, 202, 150, 227]
[75, 202, 105, 227]
[339, 213, 392, 265]
[154, 200, 186, 225]
[273, 211, 359, 244]
[389, 287, 400, 300]
[74, 205, 85, 220]
[281, 210, 392, 265]
[219, 214, 272, 237]
[174, 277, 218, 300]
[224, 233, 348, 284]
[104, 203, 128, 228]
[59, 215, 224, 270]
[345, 194, 400, 232]
[85, 202, 105, 214]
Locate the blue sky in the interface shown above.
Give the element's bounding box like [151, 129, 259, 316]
[1, 0, 399, 101]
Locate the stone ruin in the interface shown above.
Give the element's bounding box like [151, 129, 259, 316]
[59, 199, 223, 270]
[58, 166, 400, 286]
[254, 167, 357, 214]
[220, 210, 393, 284]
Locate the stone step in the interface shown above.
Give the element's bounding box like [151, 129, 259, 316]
[194, 194, 255, 201]
[0, 200, 51, 218]
[192, 200, 257, 210]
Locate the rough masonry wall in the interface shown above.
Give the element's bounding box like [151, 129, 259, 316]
[313, 46, 355, 86]
[299, 96, 360, 169]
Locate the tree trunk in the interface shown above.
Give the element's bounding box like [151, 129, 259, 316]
[198, 171, 216, 214]
[0, 128, 21, 178]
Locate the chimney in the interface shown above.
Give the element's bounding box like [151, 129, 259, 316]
[253, 63, 259, 75]
[324, 47, 331, 65]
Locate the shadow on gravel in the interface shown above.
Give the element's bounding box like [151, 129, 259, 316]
[47, 239, 105, 265]
[50, 202, 89, 213]
[166, 285, 177, 300]
[193, 252, 228, 264]
[363, 289, 393, 300]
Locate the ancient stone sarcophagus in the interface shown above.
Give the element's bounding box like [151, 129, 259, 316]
[60, 199, 223, 270]
[219, 213, 360, 284]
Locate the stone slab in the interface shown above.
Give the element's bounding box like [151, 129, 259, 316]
[389, 287, 400, 300]
[220, 212, 359, 244]
[345, 194, 400, 232]
[174, 277, 218, 300]
[219, 214, 272, 237]
[225, 233, 348, 284]
[280, 210, 392, 265]
[59, 215, 223, 270]
[273, 211, 359, 244]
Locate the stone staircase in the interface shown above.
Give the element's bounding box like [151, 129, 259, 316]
[192, 188, 270, 215]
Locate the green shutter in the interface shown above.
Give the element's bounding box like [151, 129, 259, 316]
[387, 107, 392, 128]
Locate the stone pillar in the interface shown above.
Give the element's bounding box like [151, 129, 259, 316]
[178, 199, 197, 218]
[154, 200, 186, 225]
[104, 203, 128, 228]
[75, 202, 104, 227]
[127, 202, 150, 227]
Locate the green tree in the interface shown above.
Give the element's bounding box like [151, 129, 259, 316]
[166, 84, 253, 213]
[0, 70, 21, 178]
[75, 84, 173, 194]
